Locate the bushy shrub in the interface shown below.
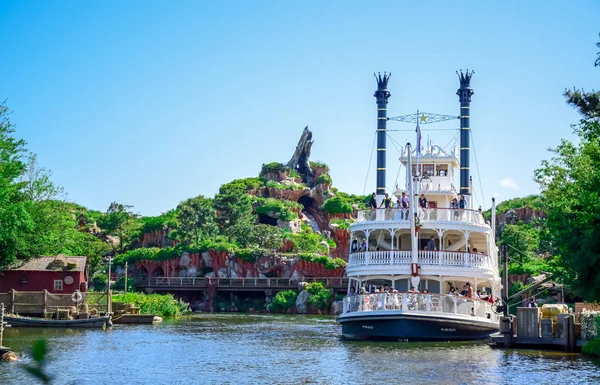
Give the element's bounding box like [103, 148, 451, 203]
[265, 180, 305, 190]
[113, 276, 136, 292]
[260, 162, 289, 177]
[316, 173, 332, 185]
[329, 218, 352, 230]
[141, 209, 178, 233]
[322, 196, 353, 214]
[91, 272, 107, 291]
[270, 290, 298, 312]
[305, 282, 331, 310]
[309, 161, 329, 171]
[112, 292, 190, 317]
[255, 198, 302, 221]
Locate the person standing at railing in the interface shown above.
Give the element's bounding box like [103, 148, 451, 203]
[400, 192, 410, 220]
[459, 194, 468, 220]
[418, 194, 428, 220]
[450, 198, 459, 220]
[350, 239, 358, 253]
[426, 236, 435, 251]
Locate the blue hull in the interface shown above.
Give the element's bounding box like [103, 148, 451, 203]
[338, 313, 498, 341]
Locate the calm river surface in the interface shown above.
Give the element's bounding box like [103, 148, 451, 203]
[1, 313, 599, 384]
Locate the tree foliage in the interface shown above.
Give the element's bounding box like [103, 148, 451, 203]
[0, 103, 32, 269]
[97, 202, 141, 253]
[534, 52, 600, 299]
[176, 195, 217, 245]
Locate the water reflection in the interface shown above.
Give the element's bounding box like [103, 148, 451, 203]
[1, 314, 599, 384]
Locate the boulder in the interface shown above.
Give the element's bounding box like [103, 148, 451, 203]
[330, 300, 344, 315]
[295, 290, 311, 314]
[277, 218, 302, 233]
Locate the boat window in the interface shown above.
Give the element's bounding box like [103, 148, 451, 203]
[54, 280, 64, 291]
[437, 165, 448, 176]
[422, 164, 434, 176]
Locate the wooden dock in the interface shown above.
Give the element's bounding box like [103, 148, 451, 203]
[490, 308, 585, 352]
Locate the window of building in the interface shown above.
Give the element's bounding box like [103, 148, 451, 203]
[54, 280, 64, 291]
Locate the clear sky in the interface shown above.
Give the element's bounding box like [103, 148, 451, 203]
[1, 1, 598, 216]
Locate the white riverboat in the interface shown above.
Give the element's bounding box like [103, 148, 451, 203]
[337, 72, 502, 341]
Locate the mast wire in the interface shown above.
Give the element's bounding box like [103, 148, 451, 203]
[387, 134, 405, 193]
[363, 131, 378, 195]
[471, 130, 487, 211]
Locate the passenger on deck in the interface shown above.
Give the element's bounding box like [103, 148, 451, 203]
[419, 194, 428, 209]
[350, 240, 358, 253]
[427, 236, 436, 251]
[460, 285, 468, 296]
[400, 192, 410, 219]
[450, 198, 459, 219]
[465, 282, 474, 298]
[348, 286, 356, 296]
[379, 193, 391, 209]
[369, 192, 377, 209]
[360, 241, 367, 251]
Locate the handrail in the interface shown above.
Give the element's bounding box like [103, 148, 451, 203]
[347, 250, 494, 270]
[356, 207, 486, 225]
[342, 292, 499, 323]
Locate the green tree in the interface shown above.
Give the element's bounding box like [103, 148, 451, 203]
[534, 40, 600, 299]
[213, 181, 256, 243]
[98, 202, 141, 253]
[0, 103, 33, 269]
[501, 223, 541, 264]
[176, 195, 217, 245]
[248, 224, 282, 249]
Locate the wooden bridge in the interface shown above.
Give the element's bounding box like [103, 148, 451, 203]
[134, 277, 348, 292]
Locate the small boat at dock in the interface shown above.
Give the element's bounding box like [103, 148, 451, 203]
[4, 315, 111, 329]
[112, 314, 162, 324]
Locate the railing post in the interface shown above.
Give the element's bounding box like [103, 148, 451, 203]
[425, 295, 430, 312]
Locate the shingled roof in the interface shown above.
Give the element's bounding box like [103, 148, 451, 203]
[9, 256, 88, 272]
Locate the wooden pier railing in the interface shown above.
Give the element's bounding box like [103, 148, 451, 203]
[134, 277, 348, 291]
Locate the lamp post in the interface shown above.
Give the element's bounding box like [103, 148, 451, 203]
[104, 252, 114, 315]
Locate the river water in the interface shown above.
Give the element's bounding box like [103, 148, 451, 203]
[1, 314, 599, 384]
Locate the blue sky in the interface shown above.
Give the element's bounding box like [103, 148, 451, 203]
[1, 1, 598, 216]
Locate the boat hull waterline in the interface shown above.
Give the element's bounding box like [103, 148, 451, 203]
[338, 313, 498, 341]
[4, 315, 111, 329]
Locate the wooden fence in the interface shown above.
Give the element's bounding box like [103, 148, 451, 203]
[0, 290, 107, 316]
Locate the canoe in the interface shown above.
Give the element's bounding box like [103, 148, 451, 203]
[112, 314, 162, 324]
[4, 315, 111, 329]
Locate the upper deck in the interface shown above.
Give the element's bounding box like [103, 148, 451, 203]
[355, 207, 485, 226]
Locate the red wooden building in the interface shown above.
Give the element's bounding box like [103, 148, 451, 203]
[0, 256, 88, 294]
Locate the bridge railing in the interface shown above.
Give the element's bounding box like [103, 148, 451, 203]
[135, 277, 348, 289]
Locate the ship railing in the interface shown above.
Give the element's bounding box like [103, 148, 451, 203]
[355, 208, 485, 225]
[348, 250, 492, 270]
[342, 292, 499, 322]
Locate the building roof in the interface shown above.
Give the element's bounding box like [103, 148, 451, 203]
[9, 256, 88, 272]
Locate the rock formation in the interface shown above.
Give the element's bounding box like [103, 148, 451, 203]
[287, 127, 315, 184]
